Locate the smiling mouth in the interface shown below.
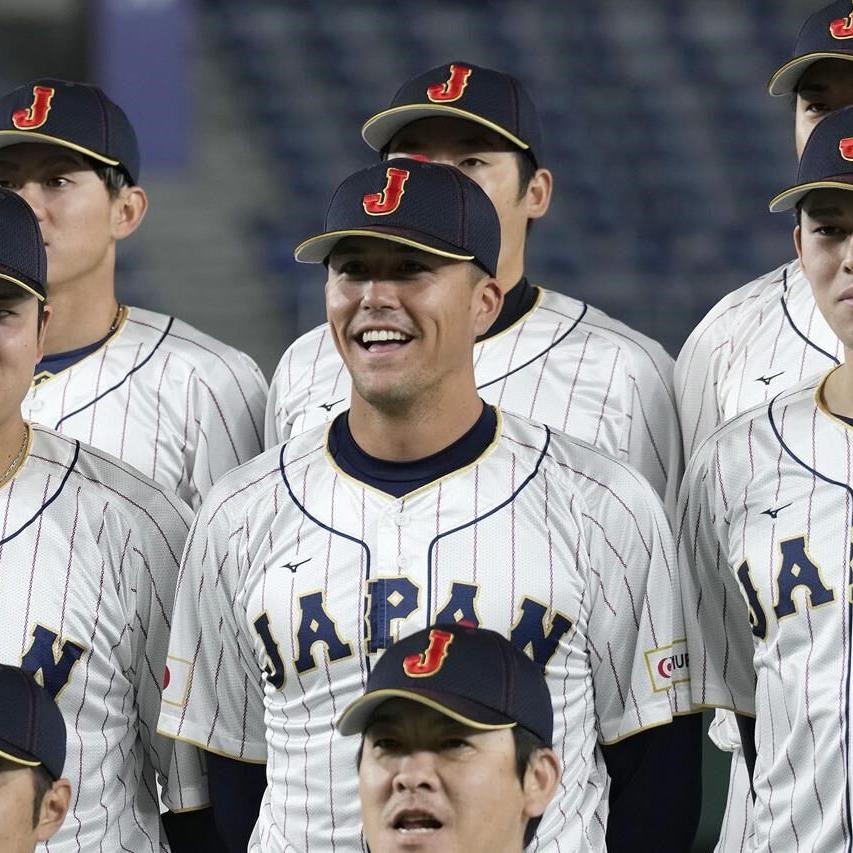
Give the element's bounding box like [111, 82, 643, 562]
[358, 329, 414, 351]
[393, 811, 443, 833]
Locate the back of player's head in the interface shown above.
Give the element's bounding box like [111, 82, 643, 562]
[0, 665, 66, 782]
[362, 61, 543, 168]
[770, 104, 853, 211]
[0, 79, 139, 185]
[769, 0, 853, 95]
[294, 158, 501, 276]
[338, 623, 553, 746]
[0, 189, 47, 302]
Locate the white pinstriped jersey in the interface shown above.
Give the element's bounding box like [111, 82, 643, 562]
[1, 426, 204, 853]
[22, 306, 269, 510]
[265, 287, 682, 515]
[679, 372, 853, 852]
[676, 259, 841, 464]
[159, 410, 690, 853]
[676, 261, 842, 852]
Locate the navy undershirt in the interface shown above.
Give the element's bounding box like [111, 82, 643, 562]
[33, 331, 114, 384]
[835, 413, 853, 427]
[329, 404, 498, 497]
[479, 276, 536, 341]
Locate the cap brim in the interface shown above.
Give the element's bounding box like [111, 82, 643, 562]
[0, 272, 45, 301]
[768, 53, 853, 96]
[294, 228, 476, 264]
[769, 178, 853, 212]
[0, 742, 42, 770]
[0, 131, 120, 169]
[337, 688, 518, 736]
[361, 104, 530, 153]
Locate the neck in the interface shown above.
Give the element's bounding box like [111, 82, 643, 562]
[0, 416, 28, 485]
[348, 386, 484, 461]
[43, 274, 120, 355]
[824, 359, 853, 418]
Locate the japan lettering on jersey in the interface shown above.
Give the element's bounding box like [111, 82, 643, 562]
[23, 306, 269, 510]
[264, 288, 681, 515]
[159, 410, 690, 853]
[678, 373, 853, 851]
[1, 427, 206, 852]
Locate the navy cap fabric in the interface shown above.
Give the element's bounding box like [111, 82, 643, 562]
[337, 624, 553, 746]
[294, 158, 501, 276]
[362, 62, 543, 167]
[770, 104, 853, 211]
[0, 79, 139, 184]
[0, 188, 47, 300]
[769, 0, 853, 95]
[0, 665, 66, 780]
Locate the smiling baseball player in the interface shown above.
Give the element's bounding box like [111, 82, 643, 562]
[675, 4, 853, 848]
[0, 79, 267, 511]
[680, 105, 853, 851]
[264, 62, 681, 518]
[159, 158, 698, 852]
[0, 187, 207, 851]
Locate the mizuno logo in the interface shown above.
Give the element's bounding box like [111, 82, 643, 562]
[755, 372, 784, 386]
[318, 399, 345, 412]
[761, 503, 792, 519]
[282, 558, 311, 573]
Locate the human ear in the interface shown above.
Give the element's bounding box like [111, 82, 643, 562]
[35, 778, 71, 841]
[472, 277, 503, 337]
[112, 186, 148, 240]
[521, 748, 561, 819]
[793, 224, 804, 268]
[524, 169, 553, 221]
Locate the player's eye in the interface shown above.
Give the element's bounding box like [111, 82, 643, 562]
[372, 737, 402, 752]
[398, 260, 430, 275]
[813, 225, 845, 238]
[439, 737, 470, 751]
[0, 177, 18, 189]
[458, 157, 486, 169]
[803, 101, 830, 115]
[45, 176, 71, 188]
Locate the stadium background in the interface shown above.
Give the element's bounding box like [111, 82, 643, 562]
[0, 1, 817, 849]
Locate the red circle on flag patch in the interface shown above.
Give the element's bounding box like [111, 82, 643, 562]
[163, 665, 171, 689]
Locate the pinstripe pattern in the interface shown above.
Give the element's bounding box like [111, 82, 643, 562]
[0, 427, 201, 852]
[679, 373, 853, 851]
[23, 306, 269, 511]
[264, 288, 681, 516]
[676, 260, 843, 852]
[160, 411, 687, 853]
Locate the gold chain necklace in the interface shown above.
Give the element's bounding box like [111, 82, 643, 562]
[108, 303, 124, 336]
[0, 424, 29, 486]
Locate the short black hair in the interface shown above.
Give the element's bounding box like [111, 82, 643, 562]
[89, 160, 134, 199]
[514, 151, 537, 201]
[0, 756, 53, 828]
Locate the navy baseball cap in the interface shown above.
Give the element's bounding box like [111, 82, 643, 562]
[0, 665, 66, 781]
[769, 1, 853, 95]
[770, 104, 853, 210]
[294, 158, 501, 277]
[337, 624, 553, 746]
[0, 188, 47, 301]
[361, 62, 544, 167]
[0, 79, 139, 184]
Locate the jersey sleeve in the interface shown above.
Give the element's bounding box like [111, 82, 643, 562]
[676, 442, 757, 715]
[122, 493, 211, 811]
[264, 352, 289, 449]
[157, 489, 268, 763]
[190, 350, 268, 507]
[622, 344, 682, 521]
[585, 469, 692, 743]
[675, 296, 734, 464]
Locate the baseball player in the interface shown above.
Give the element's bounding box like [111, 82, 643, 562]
[0, 188, 210, 850]
[675, 3, 853, 847]
[680, 104, 853, 851]
[0, 79, 268, 511]
[159, 158, 699, 852]
[0, 665, 71, 853]
[337, 624, 561, 853]
[264, 62, 682, 518]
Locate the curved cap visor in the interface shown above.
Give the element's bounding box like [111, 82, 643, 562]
[337, 688, 518, 736]
[362, 104, 531, 153]
[294, 227, 476, 265]
[769, 177, 853, 211]
[0, 739, 41, 769]
[768, 52, 853, 95]
[0, 131, 121, 168]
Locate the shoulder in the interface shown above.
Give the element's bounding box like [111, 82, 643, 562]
[270, 322, 338, 382]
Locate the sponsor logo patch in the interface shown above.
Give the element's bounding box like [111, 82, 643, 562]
[644, 639, 690, 693]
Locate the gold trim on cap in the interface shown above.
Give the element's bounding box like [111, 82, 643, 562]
[0, 130, 120, 167]
[0, 746, 41, 768]
[769, 180, 853, 212]
[768, 52, 853, 95]
[0, 272, 45, 302]
[337, 688, 517, 735]
[294, 229, 475, 264]
[361, 104, 530, 151]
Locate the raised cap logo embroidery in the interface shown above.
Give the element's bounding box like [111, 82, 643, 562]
[362, 167, 410, 216]
[12, 86, 55, 130]
[426, 64, 473, 103]
[830, 5, 853, 39]
[403, 628, 454, 678]
[841, 136, 853, 161]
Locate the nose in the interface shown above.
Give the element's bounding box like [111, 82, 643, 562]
[392, 751, 440, 794]
[360, 277, 401, 310]
[15, 183, 46, 221]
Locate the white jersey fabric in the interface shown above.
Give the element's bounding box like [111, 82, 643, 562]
[159, 410, 691, 853]
[265, 287, 682, 515]
[23, 306, 269, 510]
[1, 426, 204, 853]
[676, 260, 842, 851]
[679, 372, 853, 852]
